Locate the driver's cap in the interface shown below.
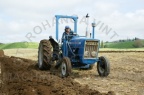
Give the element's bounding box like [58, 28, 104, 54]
[65, 26, 70, 29]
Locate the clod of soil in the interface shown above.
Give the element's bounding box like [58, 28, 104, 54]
[0, 56, 115, 95]
[0, 50, 4, 57]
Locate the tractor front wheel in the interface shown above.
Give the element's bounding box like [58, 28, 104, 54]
[97, 56, 110, 77]
[61, 57, 72, 77]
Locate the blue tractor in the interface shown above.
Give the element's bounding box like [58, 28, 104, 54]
[38, 15, 110, 77]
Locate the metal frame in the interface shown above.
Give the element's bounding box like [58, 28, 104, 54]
[55, 15, 78, 41]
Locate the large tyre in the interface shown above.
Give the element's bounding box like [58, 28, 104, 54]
[97, 56, 110, 77]
[61, 57, 72, 77]
[38, 39, 53, 70]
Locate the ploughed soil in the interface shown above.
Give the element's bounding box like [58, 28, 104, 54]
[0, 56, 115, 95]
[2, 49, 144, 95]
[0, 50, 4, 57]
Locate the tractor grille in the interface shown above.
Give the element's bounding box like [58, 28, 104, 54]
[84, 41, 99, 58]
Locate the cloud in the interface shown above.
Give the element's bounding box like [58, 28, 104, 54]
[0, 0, 144, 43]
[109, 9, 144, 38]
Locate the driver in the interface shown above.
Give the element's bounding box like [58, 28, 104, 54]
[62, 26, 73, 41]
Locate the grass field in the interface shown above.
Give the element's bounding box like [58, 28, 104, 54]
[105, 40, 144, 48]
[0, 42, 39, 49]
[99, 48, 144, 51]
[105, 41, 134, 48]
[1, 41, 144, 51]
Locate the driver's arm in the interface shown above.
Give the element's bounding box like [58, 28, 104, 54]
[62, 32, 66, 42]
[69, 31, 74, 35]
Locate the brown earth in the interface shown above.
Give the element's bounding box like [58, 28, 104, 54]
[0, 50, 4, 57]
[75, 52, 144, 95]
[0, 56, 115, 95]
[2, 49, 144, 95]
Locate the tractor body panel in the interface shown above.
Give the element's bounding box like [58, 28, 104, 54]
[61, 36, 100, 68]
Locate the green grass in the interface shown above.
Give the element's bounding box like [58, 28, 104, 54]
[105, 41, 134, 48]
[0, 42, 39, 49]
[104, 40, 144, 49]
[1, 40, 144, 50]
[100, 48, 144, 51]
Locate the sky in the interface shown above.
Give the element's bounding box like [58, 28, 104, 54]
[0, 0, 144, 43]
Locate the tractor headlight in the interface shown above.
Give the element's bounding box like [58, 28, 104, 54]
[91, 51, 97, 57]
[84, 51, 89, 57]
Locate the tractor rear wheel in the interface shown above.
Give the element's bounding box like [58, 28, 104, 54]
[38, 39, 53, 70]
[61, 57, 72, 77]
[97, 56, 110, 77]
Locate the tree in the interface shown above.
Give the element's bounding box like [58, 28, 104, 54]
[105, 41, 109, 43]
[101, 40, 104, 48]
[133, 40, 143, 48]
[104, 44, 108, 48]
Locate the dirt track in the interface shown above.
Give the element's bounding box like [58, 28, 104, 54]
[1, 49, 144, 95]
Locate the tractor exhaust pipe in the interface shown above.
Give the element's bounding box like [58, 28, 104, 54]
[85, 14, 89, 37]
[92, 19, 96, 39]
